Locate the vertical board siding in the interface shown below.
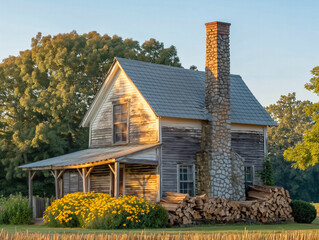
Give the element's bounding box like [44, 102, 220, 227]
[63, 170, 83, 196]
[231, 131, 265, 171]
[118, 148, 158, 164]
[90, 165, 111, 194]
[125, 164, 158, 202]
[90, 70, 158, 148]
[161, 126, 201, 195]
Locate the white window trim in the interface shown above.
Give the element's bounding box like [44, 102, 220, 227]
[177, 164, 195, 196]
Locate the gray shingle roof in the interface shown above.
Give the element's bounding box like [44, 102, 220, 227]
[117, 57, 276, 126]
[19, 144, 160, 169]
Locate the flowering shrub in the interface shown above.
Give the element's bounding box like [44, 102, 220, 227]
[43, 192, 168, 229]
[0, 194, 32, 225]
[43, 192, 107, 227]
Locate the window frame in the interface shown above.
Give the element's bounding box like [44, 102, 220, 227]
[244, 165, 254, 189]
[112, 102, 129, 145]
[177, 164, 195, 196]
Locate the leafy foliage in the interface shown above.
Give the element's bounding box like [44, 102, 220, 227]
[291, 200, 316, 223]
[44, 192, 168, 229]
[0, 32, 181, 197]
[265, 93, 319, 201]
[284, 67, 319, 170]
[258, 157, 274, 186]
[0, 194, 32, 225]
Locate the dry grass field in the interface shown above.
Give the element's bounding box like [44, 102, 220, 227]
[1, 219, 319, 239]
[2, 230, 319, 240]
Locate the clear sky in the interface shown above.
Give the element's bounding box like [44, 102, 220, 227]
[1, 0, 318, 106]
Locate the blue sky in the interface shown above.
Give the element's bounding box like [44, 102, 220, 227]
[1, 0, 318, 106]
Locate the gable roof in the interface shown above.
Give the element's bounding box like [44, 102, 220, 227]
[116, 57, 276, 126]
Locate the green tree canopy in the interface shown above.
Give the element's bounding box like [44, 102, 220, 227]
[284, 67, 319, 170]
[265, 93, 319, 201]
[0, 31, 182, 196]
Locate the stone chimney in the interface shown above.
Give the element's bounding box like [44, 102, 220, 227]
[204, 21, 232, 199]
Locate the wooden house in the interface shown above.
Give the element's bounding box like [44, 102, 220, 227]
[20, 21, 276, 205]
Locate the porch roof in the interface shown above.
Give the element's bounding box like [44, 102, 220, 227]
[19, 143, 161, 170]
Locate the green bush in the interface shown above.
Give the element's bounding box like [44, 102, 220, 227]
[0, 194, 32, 225]
[259, 157, 274, 186]
[291, 200, 316, 223]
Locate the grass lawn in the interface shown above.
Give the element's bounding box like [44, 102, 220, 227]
[1, 218, 319, 235]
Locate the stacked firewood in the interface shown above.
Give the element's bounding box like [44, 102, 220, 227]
[160, 185, 293, 225]
[245, 185, 293, 223]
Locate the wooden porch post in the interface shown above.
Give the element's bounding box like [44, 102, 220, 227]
[108, 164, 115, 197]
[51, 170, 65, 199]
[28, 170, 37, 208]
[54, 170, 59, 199]
[28, 171, 32, 208]
[77, 167, 94, 194]
[114, 162, 120, 199]
[82, 168, 87, 193]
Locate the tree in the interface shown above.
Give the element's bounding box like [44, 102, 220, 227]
[138, 38, 181, 67]
[284, 67, 319, 170]
[266, 93, 319, 201]
[0, 31, 182, 196]
[189, 65, 198, 71]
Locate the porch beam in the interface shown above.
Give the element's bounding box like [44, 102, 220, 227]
[108, 164, 115, 175]
[31, 170, 37, 180]
[114, 162, 120, 199]
[57, 169, 65, 179]
[76, 168, 83, 178]
[85, 167, 94, 178]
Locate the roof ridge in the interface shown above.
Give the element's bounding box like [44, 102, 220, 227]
[116, 57, 192, 71]
[116, 57, 242, 77]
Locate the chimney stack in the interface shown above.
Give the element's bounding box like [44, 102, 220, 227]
[205, 21, 232, 199]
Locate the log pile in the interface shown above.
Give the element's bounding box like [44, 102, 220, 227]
[160, 185, 293, 225]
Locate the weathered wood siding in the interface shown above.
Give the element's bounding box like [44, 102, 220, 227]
[63, 170, 83, 196]
[90, 69, 158, 148]
[231, 131, 265, 171]
[125, 164, 159, 202]
[161, 119, 202, 195]
[118, 148, 158, 165]
[90, 165, 111, 194]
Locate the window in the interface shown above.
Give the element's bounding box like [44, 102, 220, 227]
[178, 165, 195, 196]
[244, 166, 254, 190]
[113, 103, 128, 144]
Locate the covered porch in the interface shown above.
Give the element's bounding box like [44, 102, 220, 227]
[19, 143, 162, 208]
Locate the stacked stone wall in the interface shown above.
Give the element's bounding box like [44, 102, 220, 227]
[231, 152, 245, 201]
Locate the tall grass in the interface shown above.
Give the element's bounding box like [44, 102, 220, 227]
[0, 194, 32, 225]
[1, 230, 319, 240]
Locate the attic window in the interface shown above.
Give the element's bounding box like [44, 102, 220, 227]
[113, 103, 129, 144]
